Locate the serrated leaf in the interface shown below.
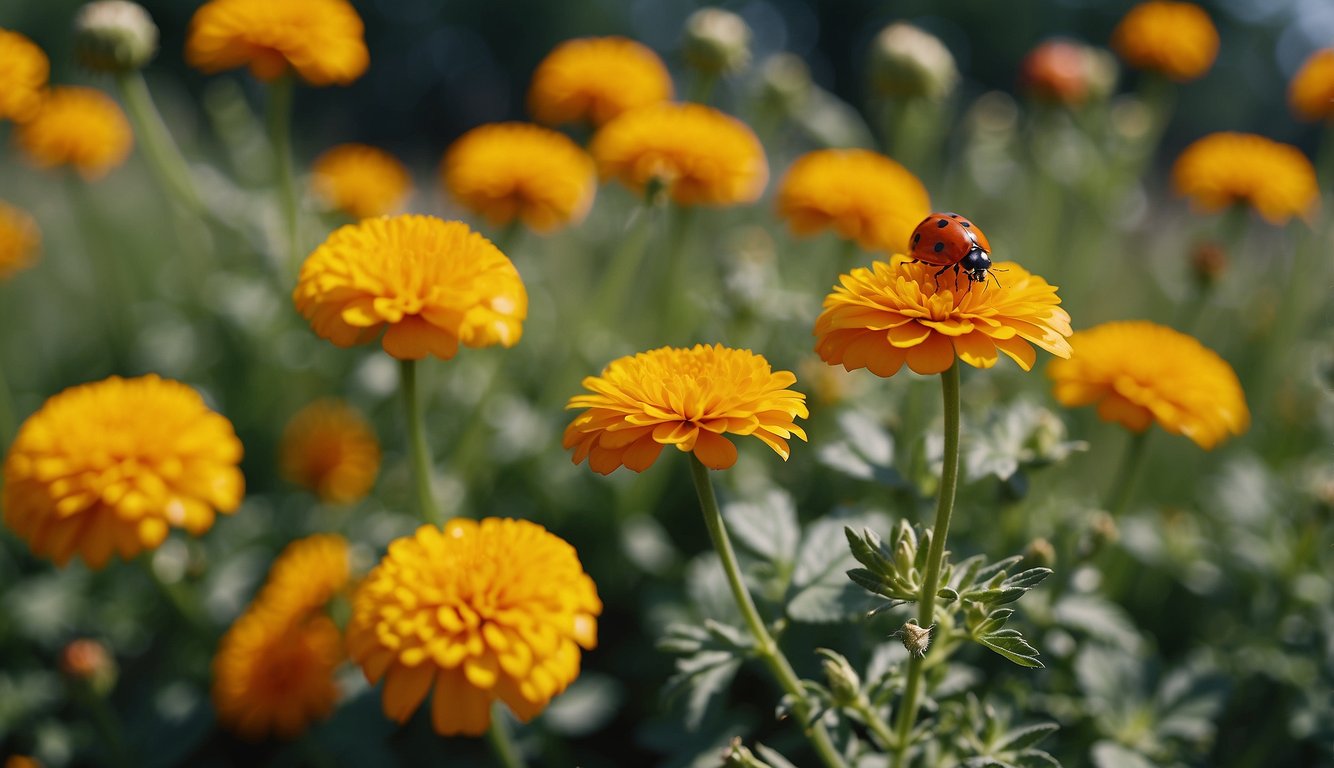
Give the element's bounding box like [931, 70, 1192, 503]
[788, 514, 883, 622]
[724, 489, 801, 565]
[788, 580, 879, 623]
[1001, 568, 1053, 591]
[1014, 750, 1062, 768]
[997, 723, 1059, 752]
[968, 587, 1029, 606]
[703, 619, 753, 650]
[663, 653, 743, 731]
[974, 555, 1023, 583]
[978, 632, 1044, 668]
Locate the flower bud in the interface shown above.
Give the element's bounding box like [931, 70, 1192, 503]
[896, 620, 932, 657]
[60, 638, 118, 696]
[1189, 240, 1228, 288]
[1018, 39, 1118, 107]
[817, 648, 862, 706]
[758, 53, 812, 115]
[869, 23, 958, 102]
[1080, 510, 1120, 557]
[683, 8, 752, 76]
[1023, 537, 1057, 569]
[74, 1, 159, 74]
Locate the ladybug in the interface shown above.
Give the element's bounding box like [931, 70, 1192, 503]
[908, 212, 995, 286]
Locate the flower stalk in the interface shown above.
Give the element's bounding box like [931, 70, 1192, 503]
[1106, 428, 1152, 517]
[267, 74, 300, 274]
[399, 359, 441, 525]
[687, 455, 848, 768]
[486, 704, 528, 768]
[113, 71, 204, 215]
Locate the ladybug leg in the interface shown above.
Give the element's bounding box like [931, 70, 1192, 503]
[933, 264, 949, 289]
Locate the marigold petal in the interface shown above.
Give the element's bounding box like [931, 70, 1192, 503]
[432, 668, 494, 736]
[692, 431, 739, 470]
[621, 437, 665, 472]
[904, 333, 955, 374]
[382, 664, 435, 723]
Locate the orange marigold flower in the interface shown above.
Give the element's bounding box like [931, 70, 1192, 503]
[281, 400, 380, 504]
[253, 533, 351, 617]
[213, 606, 343, 740]
[0, 29, 49, 123]
[815, 258, 1073, 378]
[185, 0, 368, 85]
[1290, 49, 1334, 122]
[1048, 320, 1248, 449]
[1111, 1, 1217, 82]
[528, 36, 673, 126]
[346, 518, 602, 736]
[1171, 132, 1318, 225]
[563, 344, 809, 474]
[4, 757, 41, 768]
[0, 200, 40, 281]
[776, 149, 931, 254]
[310, 144, 411, 220]
[442, 122, 597, 233]
[590, 102, 767, 206]
[2, 375, 244, 569]
[293, 215, 528, 361]
[15, 86, 132, 180]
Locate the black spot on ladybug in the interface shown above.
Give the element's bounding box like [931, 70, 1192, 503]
[946, 212, 960, 218]
[960, 220, 971, 228]
[933, 241, 945, 253]
[912, 233, 921, 245]
[936, 219, 949, 228]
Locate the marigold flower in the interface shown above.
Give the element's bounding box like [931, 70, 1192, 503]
[0, 201, 40, 281]
[1047, 321, 1248, 449]
[185, 0, 368, 85]
[15, 87, 132, 180]
[563, 344, 809, 474]
[814, 259, 1073, 378]
[776, 149, 931, 254]
[1171, 132, 1318, 225]
[0, 29, 49, 123]
[1111, 2, 1217, 82]
[346, 518, 602, 736]
[280, 400, 379, 504]
[213, 606, 343, 740]
[293, 215, 527, 361]
[528, 36, 673, 126]
[2, 375, 244, 569]
[591, 103, 767, 206]
[442, 122, 597, 233]
[253, 533, 351, 617]
[1019, 39, 1117, 106]
[310, 144, 411, 220]
[1289, 49, 1334, 122]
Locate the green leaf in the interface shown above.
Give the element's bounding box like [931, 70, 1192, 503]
[997, 723, 1059, 752]
[974, 555, 1023, 583]
[724, 489, 801, 565]
[979, 631, 1044, 669]
[788, 580, 879, 623]
[1014, 750, 1062, 768]
[663, 650, 743, 731]
[1001, 568, 1053, 591]
[938, 586, 959, 602]
[755, 743, 802, 768]
[845, 526, 892, 573]
[1091, 742, 1157, 768]
[787, 513, 885, 623]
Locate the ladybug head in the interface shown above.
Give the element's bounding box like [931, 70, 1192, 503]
[961, 245, 992, 283]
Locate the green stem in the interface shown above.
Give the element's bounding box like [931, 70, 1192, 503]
[893, 362, 961, 767]
[852, 697, 900, 751]
[74, 684, 132, 768]
[590, 202, 658, 327]
[113, 72, 204, 215]
[1106, 429, 1152, 517]
[146, 560, 211, 640]
[659, 204, 698, 343]
[687, 456, 848, 768]
[687, 71, 719, 105]
[68, 176, 134, 370]
[486, 704, 527, 768]
[267, 75, 300, 276]
[0, 358, 14, 451]
[400, 359, 442, 525]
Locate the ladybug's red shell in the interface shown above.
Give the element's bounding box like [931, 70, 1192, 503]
[908, 212, 991, 267]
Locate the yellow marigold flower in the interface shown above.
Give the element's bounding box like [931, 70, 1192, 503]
[1111, 1, 1217, 82]
[0, 29, 49, 123]
[563, 344, 809, 474]
[590, 102, 768, 206]
[186, 0, 367, 85]
[2, 375, 244, 569]
[310, 144, 411, 220]
[280, 400, 380, 504]
[0, 201, 40, 281]
[776, 149, 931, 254]
[814, 259, 1073, 378]
[253, 533, 351, 617]
[1047, 321, 1248, 449]
[293, 215, 527, 361]
[213, 606, 343, 740]
[15, 86, 132, 180]
[5, 757, 41, 768]
[1171, 132, 1318, 225]
[346, 518, 602, 736]
[1290, 49, 1334, 122]
[528, 36, 673, 126]
[442, 122, 597, 233]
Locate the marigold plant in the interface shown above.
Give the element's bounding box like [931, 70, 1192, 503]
[310, 144, 412, 219]
[280, 400, 380, 504]
[0, 29, 48, 123]
[815, 258, 1073, 378]
[185, 0, 369, 85]
[2, 375, 244, 569]
[528, 36, 673, 126]
[346, 518, 602, 736]
[15, 86, 133, 180]
[442, 122, 597, 233]
[0, 201, 40, 281]
[252, 533, 351, 618]
[776, 149, 931, 254]
[1290, 49, 1334, 122]
[1171, 132, 1319, 224]
[1111, 1, 1218, 82]
[1047, 320, 1248, 449]
[293, 215, 528, 361]
[590, 102, 767, 206]
[564, 344, 809, 474]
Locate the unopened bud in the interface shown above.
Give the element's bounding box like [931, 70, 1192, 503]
[869, 23, 958, 102]
[1023, 537, 1057, 569]
[816, 648, 862, 706]
[1189, 240, 1228, 288]
[60, 638, 117, 695]
[896, 620, 933, 657]
[683, 8, 752, 76]
[74, 1, 158, 73]
[758, 53, 812, 115]
[722, 737, 773, 768]
[1080, 510, 1120, 557]
[1019, 39, 1118, 107]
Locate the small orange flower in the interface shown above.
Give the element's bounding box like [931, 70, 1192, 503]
[1289, 49, 1334, 122]
[281, 400, 380, 504]
[310, 144, 412, 219]
[0, 200, 40, 281]
[0, 29, 49, 122]
[1111, 2, 1217, 82]
[528, 36, 673, 126]
[185, 0, 368, 85]
[1172, 132, 1318, 225]
[253, 533, 351, 618]
[15, 86, 133, 180]
[776, 149, 931, 254]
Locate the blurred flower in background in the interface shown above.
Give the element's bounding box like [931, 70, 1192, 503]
[1288, 49, 1334, 123]
[346, 518, 602, 736]
[73, 0, 159, 74]
[1171, 132, 1318, 224]
[2, 375, 244, 568]
[442, 122, 597, 233]
[528, 36, 673, 127]
[1048, 320, 1249, 449]
[14, 86, 132, 180]
[1111, 1, 1218, 82]
[868, 22, 958, 102]
[281, 400, 380, 504]
[0, 201, 40, 281]
[310, 143, 412, 220]
[1018, 39, 1118, 107]
[0, 29, 49, 123]
[591, 102, 767, 205]
[293, 215, 528, 360]
[185, 0, 368, 85]
[682, 7, 752, 77]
